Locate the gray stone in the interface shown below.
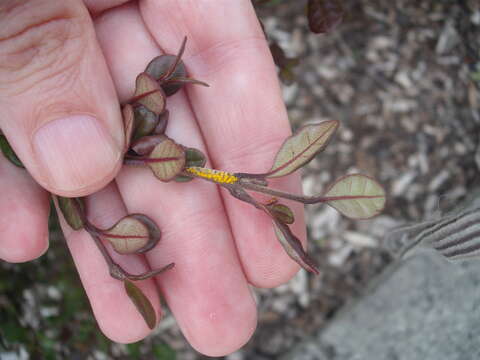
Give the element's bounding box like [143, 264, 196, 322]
[283, 252, 480, 360]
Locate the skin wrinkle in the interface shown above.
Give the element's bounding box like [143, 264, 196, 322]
[0, 19, 87, 95]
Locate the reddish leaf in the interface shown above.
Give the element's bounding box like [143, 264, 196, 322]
[102, 214, 160, 254]
[323, 174, 386, 219]
[146, 137, 186, 181]
[308, 0, 344, 34]
[272, 219, 319, 275]
[267, 120, 339, 178]
[131, 135, 165, 156]
[267, 203, 295, 224]
[133, 73, 166, 115]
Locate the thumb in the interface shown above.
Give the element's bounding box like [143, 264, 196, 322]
[0, 0, 124, 197]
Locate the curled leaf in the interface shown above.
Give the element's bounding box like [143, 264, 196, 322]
[307, 0, 345, 34]
[145, 55, 187, 96]
[57, 196, 84, 230]
[146, 137, 186, 181]
[273, 219, 319, 275]
[124, 279, 157, 330]
[102, 214, 160, 254]
[323, 174, 386, 219]
[175, 147, 207, 182]
[133, 73, 166, 115]
[267, 203, 295, 224]
[132, 105, 159, 141]
[267, 120, 339, 178]
[122, 104, 135, 152]
[0, 134, 23, 168]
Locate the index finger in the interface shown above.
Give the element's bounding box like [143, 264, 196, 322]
[140, 0, 307, 286]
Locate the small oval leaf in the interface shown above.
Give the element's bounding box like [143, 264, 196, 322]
[133, 73, 166, 115]
[273, 220, 319, 275]
[57, 196, 84, 230]
[132, 104, 159, 141]
[124, 279, 157, 330]
[267, 120, 339, 178]
[103, 215, 159, 254]
[147, 138, 186, 182]
[0, 134, 23, 168]
[323, 174, 386, 219]
[268, 203, 295, 224]
[307, 0, 345, 34]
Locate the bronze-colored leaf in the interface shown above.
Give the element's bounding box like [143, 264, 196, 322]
[307, 0, 344, 34]
[103, 214, 160, 254]
[145, 55, 187, 96]
[57, 196, 84, 230]
[175, 147, 207, 182]
[323, 174, 386, 219]
[146, 137, 186, 182]
[272, 219, 319, 275]
[124, 279, 157, 330]
[267, 120, 339, 178]
[267, 203, 295, 224]
[0, 134, 23, 168]
[133, 73, 166, 115]
[132, 105, 159, 141]
[131, 135, 165, 156]
[122, 104, 135, 152]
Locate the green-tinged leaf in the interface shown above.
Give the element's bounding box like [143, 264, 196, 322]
[147, 137, 186, 181]
[57, 196, 84, 230]
[133, 73, 166, 115]
[323, 174, 386, 219]
[102, 214, 161, 254]
[267, 203, 295, 224]
[122, 104, 135, 151]
[267, 120, 339, 178]
[0, 134, 23, 168]
[145, 54, 187, 96]
[132, 105, 159, 141]
[272, 220, 319, 274]
[175, 147, 207, 182]
[124, 279, 156, 330]
[307, 0, 344, 34]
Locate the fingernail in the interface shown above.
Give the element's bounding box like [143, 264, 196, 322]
[33, 114, 121, 193]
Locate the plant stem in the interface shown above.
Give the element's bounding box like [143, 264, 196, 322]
[76, 199, 174, 281]
[239, 181, 327, 204]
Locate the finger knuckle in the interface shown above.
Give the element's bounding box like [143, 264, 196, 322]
[0, 0, 87, 97]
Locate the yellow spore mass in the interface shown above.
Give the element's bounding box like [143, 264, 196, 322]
[186, 167, 238, 184]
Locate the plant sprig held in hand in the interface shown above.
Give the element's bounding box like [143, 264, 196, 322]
[0, 37, 386, 330]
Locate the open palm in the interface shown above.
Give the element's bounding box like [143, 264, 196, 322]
[0, 0, 306, 356]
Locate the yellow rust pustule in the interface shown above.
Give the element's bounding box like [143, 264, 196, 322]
[185, 167, 238, 184]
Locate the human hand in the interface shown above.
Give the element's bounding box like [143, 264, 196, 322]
[0, 0, 306, 356]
